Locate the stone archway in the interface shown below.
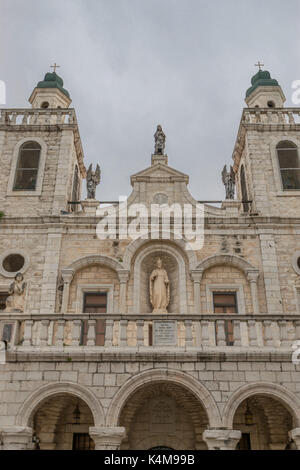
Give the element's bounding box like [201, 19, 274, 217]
[223, 383, 300, 450]
[106, 369, 222, 450]
[17, 382, 104, 428]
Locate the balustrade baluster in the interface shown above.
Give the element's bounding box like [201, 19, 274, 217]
[216, 320, 226, 346]
[56, 320, 65, 346]
[87, 320, 96, 346]
[23, 320, 33, 346]
[119, 320, 128, 347]
[72, 320, 82, 346]
[233, 321, 241, 346]
[40, 320, 50, 347]
[185, 320, 193, 347]
[248, 320, 258, 347]
[201, 321, 210, 347]
[136, 320, 144, 347]
[264, 320, 273, 347]
[105, 319, 114, 347]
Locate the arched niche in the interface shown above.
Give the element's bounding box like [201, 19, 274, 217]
[132, 242, 188, 313]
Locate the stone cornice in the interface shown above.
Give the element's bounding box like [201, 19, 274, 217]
[6, 349, 294, 363]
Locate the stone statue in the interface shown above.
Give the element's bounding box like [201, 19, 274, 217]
[149, 258, 170, 313]
[5, 273, 26, 312]
[222, 165, 236, 200]
[86, 164, 101, 199]
[154, 125, 166, 155]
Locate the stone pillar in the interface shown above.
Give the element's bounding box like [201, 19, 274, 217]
[191, 271, 203, 314]
[247, 271, 260, 315]
[259, 233, 283, 314]
[60, 268, 75, 314]
[89, 427, 126, 450]
[40, 231, 63, 314]
[0, 426, 33, 450]
[118, 271, 130, 313]
[289, 428, 300, 449]
[203, 429, 241, 450]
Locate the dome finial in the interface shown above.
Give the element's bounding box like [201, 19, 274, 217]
[50, 62, 60, 74]
[254, 60, 264, 71]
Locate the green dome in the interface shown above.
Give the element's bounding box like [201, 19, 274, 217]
[36, 72, 70, 98]
[246, 70, 280, 98]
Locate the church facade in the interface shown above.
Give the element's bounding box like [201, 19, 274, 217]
[0, 69, 300, 450]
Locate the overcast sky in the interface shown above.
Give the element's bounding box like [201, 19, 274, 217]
[1, 0, 300, 201]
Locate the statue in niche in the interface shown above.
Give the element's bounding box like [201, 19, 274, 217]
[154, 125, 166, 155]
[86, 163, 101, 199]
[5, 273, 26, 312]
[149, 258, 170, 313]
[222, 165, 236, 200]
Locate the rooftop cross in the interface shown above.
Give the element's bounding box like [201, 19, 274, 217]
[50, 63, 60, 74]
[254, 61, 264, 71]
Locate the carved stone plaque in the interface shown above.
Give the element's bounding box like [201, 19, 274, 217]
[153, 320, 176, 346]
[150, 397, 175, 433]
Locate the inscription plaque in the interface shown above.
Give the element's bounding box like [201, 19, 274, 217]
[153, 320, 176, 346]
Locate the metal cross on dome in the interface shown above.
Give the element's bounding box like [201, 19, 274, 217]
[255, 61, 264, 71]
[50, 63, 60, 74]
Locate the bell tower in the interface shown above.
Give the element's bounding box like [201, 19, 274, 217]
[0, 68, 85, 217]
[233, 66, 300, 217]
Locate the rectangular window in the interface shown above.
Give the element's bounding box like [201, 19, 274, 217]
[213, 292, 237, 346]
[81, 293, 107, 346]
[278, 146, 300, 190]
[72, 433, 95, 450]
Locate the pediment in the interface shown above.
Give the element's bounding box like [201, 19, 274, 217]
[131, 163, 189, 185]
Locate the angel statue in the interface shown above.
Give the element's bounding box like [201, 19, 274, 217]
[154, 125, 166, 155]
[86, 164, 101, 199]
[5, 273, 26, 313]
[222, 165, 236, 200]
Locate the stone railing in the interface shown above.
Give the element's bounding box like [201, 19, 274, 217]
[243, 108, 300, 125]
[0, 108, 77, 126]
[1, 313, 300, 350]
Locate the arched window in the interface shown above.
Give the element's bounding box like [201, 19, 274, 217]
[240, 165, 249, 212]
[13, 141, 41, 191]
[276, 141, 300, 190]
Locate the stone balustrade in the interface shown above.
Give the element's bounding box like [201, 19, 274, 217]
[0, 108, 76, 126]
[1, 313, 300, 350]
[243, 107, 300, 125]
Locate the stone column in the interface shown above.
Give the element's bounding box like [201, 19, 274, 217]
[0, 426, 33, 450]
[191, 271, 203, 314]
[89, 427, 126, 450]
[289, 428, 300, 449]
[247, 270, 260, 315]
[203, 429, 241, 450]
[118, 271, 130, 313]
[60, 268, 75, 314]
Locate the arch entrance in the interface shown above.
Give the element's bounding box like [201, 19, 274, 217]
[118, 381, 209, 450]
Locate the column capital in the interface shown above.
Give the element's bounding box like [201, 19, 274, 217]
[247, 270, 259, 283]
[190, 270, 203, 283]
[118, 270, 130, 284]
[0, 426, 33, 450]
[89, 426, 126, 450]
[203, 429, 241, 450]
[61, 268, 75, 283]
